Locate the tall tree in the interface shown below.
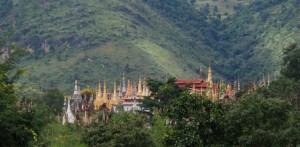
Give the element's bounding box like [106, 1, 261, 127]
[141, 78, 183, 113]
[281, 43, 300, 80]
[0, 36, 50, 146]
[164, 91, 231, 146]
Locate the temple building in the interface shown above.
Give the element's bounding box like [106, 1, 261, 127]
[62, 75, 150, 125]
[174, 65, 249, 101]
[174, 65, 220, 101]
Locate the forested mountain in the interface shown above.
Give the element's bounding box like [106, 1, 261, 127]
[0, 0, 299, 91]
[223, 0, 300, 79]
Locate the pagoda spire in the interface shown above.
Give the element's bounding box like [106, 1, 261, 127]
[75, 95, 80, 112]
[97, 81, 102, 98]
[259, 79, 262, 87]
[238, 79, 241, 92]
[94, 81, 103, 110]
[263, 74, 266, 86]
[267, 74, 270, 86]
[112, 81, 119, 105]
[253, 81, 257, 92]
[199, 65, 203, 81]
[75, 85, 82, 111]
[72, 80, 79, 100]
[125, 77, 133, 97]
[67, 96, 75, 123]
[233, 80, 237, 94]
[143, 77, 146, 96]
[103, 80, 108, 104]
[63, 96, 75, 125]
[122, 73, 126, 93]
[118, 80, 123, 97]
[133, 82, 137, 96]
[226, 81, 233, 97]
[137, 76, 142, 96]
[207, 65, 213, 85]
[145, 86, 150, 97]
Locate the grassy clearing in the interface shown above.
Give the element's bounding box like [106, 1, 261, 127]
[134, 39, 195, 78]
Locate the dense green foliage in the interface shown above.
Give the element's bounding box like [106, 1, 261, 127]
[143, 0, 211, 40]
[281, 43, 300, 80]
[0, 37, 51, 146]
[141, 78, 183, 112]
[164, 91, 230, 146]
[82, 112, 154, 147]
[0, 0, 12, 17]
[225, 94, 299, 146]
[38, 88, 65, 115]
[148, 108, 168, 147]
[256, 77, 300, 111]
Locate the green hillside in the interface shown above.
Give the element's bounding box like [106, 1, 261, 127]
[0, 0, 299, 92]
[1, 0, 225, 92]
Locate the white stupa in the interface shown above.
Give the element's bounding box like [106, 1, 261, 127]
[63, 97, 75, 125]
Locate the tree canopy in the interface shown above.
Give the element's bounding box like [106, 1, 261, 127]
[225, 94, 299, 146]
[82, 112, 154, 147]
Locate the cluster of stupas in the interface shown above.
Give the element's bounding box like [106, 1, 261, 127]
[174, 65, 273, 101]
[62, 75, 150, 125]
[62, 65, 273, 125]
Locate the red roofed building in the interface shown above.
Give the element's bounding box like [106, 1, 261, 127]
[174, 65, 219, 101]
